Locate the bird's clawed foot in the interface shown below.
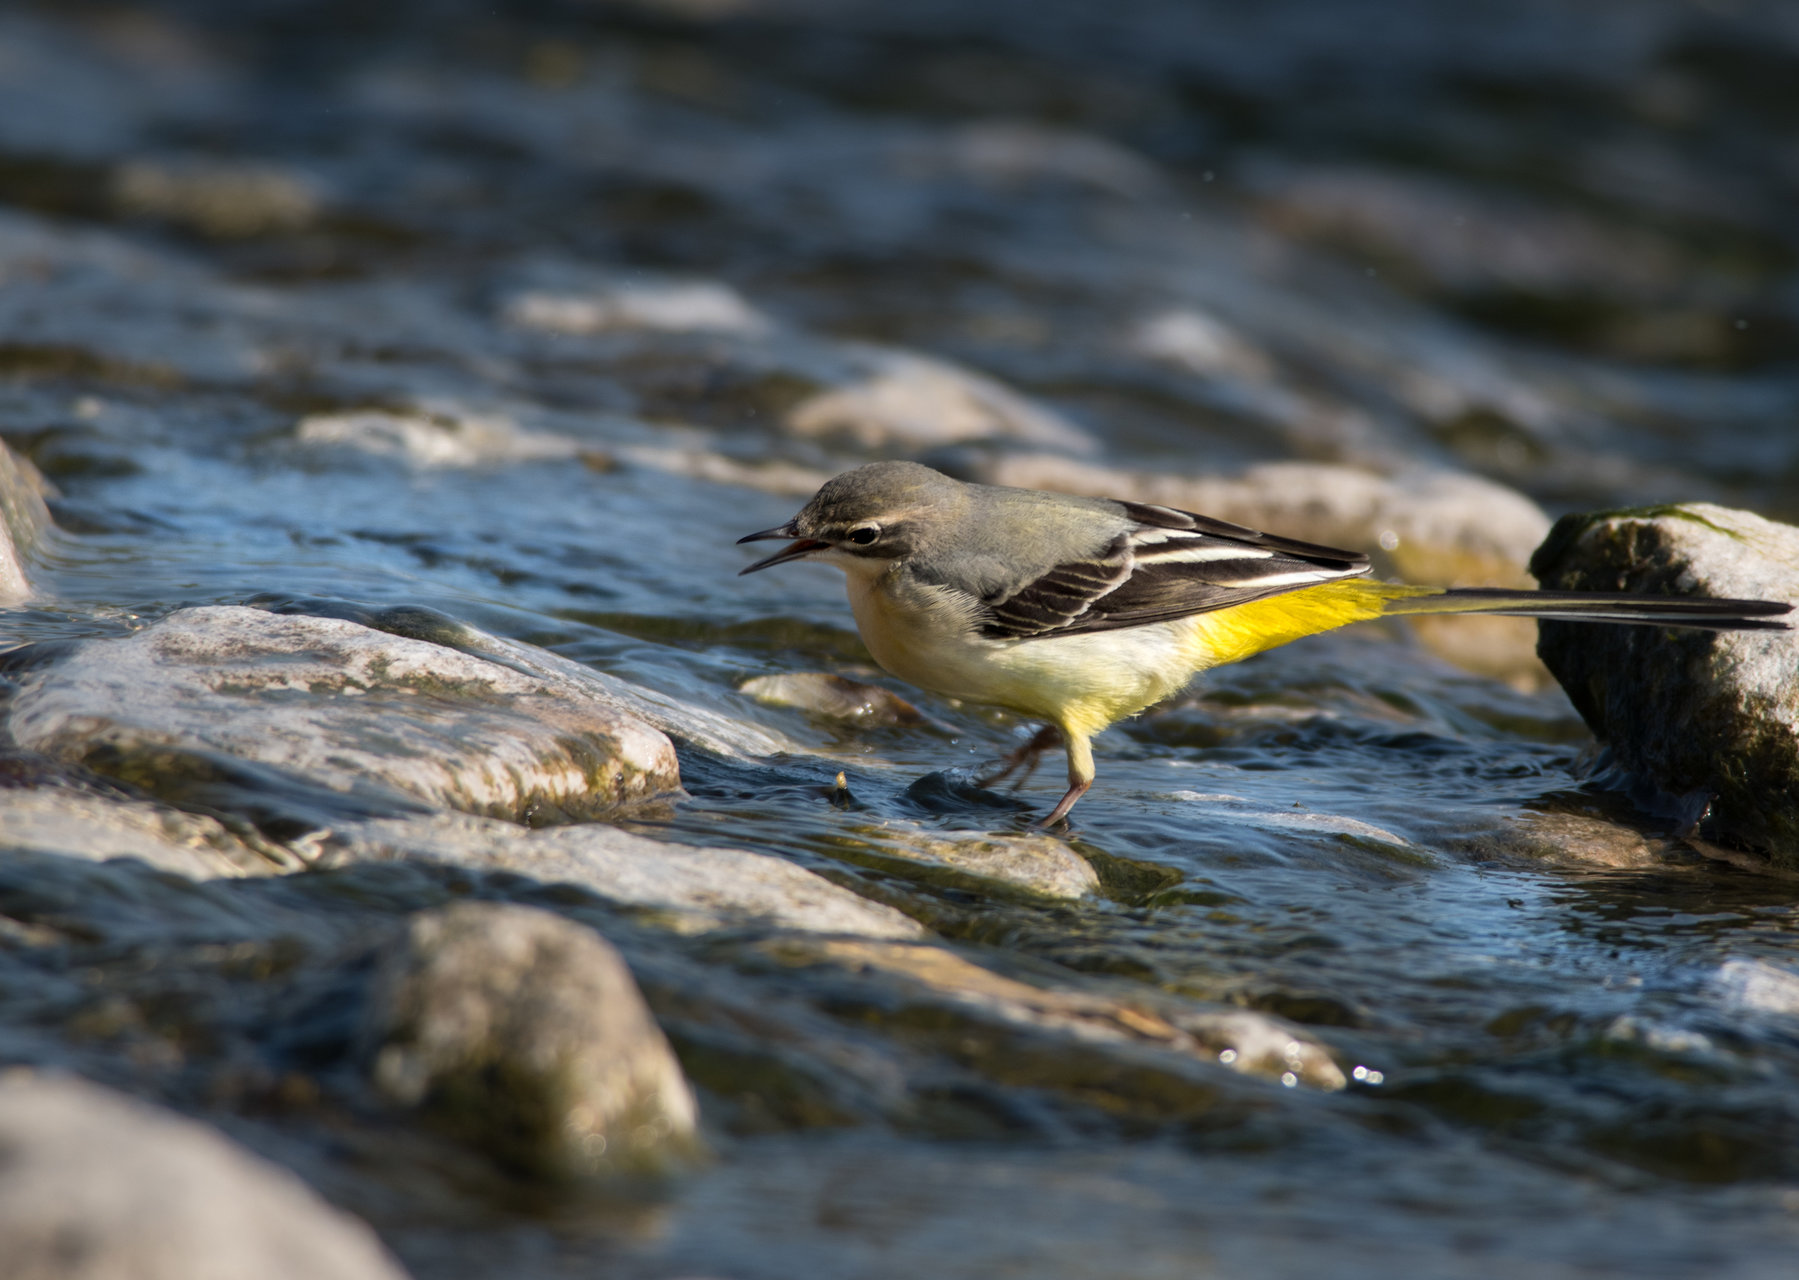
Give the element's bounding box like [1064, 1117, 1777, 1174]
[975, 724, 1064, 792]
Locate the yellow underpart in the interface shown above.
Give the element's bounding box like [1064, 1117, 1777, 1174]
[1177, 578, 1437, 671]
[1044, 580, 1442, 755]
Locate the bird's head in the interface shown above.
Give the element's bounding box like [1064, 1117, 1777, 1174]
[737, 461, 960, 575]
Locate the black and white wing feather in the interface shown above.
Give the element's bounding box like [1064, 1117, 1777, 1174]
[979, 502, 1370, 641]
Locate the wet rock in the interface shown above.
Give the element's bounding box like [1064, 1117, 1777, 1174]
[908, 120, 1162, 198]
[453, 626, 802, 763]
[1168, 1007, 1348, 1089]
[361, 901, 701, 1179]
[1531, 504, 1799, 864]
[503, 279, 768, 335]
[294, 404, 595, 468]
[611, 441, 831, 497]
[322, 813, 925, 939]
[1168, 792, 1424, 857]
[0, 1073, 408, 1280]
[111, 157, 323, 238]
[0, 782, 295, 877]
[7, 605, 682, 825]
[1435, 808, 1679, 871]
[0, 436, 53, 607]
[786, 350, 1094, 454]
[1127, 307, 1275, 382]
[780, 938, 1344, 1092]
[247, 594, 804, 762]
[832, 824, 1100, 902]
[952, 451, 1553, 678]
[739, 671, 926, 725]
[1715, 958, 1799, 1017]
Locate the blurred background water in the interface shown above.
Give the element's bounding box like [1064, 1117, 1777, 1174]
[3, 1, 1799, 1276]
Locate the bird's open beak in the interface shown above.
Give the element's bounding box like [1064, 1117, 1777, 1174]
[737, 523, 830, 575]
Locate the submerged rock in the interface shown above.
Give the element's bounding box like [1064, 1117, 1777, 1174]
[324, 813, 925, 939]
[502, 279, 769, 336]
[0, 1074, 408, 1280]
[294, 405, 596, 468]
[830, 823, 1101, 902]
[1530, 504, 1799, 865]
[0, 780, 294, 877]
[1435, 808, 1680, 872]
[7, 605, 682, 826]
[908, 121, 1163, 198]
[0, 437, 52, 607]
[780, 937, 1345, 1093]
[740, 671, 926, 725]
[361, 901, 701, 1179]
[111, 157, 324, 238]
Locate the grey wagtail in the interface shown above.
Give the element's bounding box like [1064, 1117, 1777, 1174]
[739, 461, 1794, 826]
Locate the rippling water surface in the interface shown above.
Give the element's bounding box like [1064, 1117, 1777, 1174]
[5, 1, 1799, 1276]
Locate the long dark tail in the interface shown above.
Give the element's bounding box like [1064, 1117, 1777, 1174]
[1378, 586, 1793, 632]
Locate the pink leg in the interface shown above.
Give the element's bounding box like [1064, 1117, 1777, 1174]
[1030, 728, 1096, 828]
[1033, 778, 1091, 828]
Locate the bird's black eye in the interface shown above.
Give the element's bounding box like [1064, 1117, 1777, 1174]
[846, 525, 880, 546]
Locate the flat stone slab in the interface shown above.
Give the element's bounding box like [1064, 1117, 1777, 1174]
[1530, 503, 1799, 865]
[8, 605, 682, 825]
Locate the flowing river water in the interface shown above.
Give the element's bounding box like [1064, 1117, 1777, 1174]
[3, 2, 1799, 1276]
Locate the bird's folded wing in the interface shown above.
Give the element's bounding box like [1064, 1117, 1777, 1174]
[980, 501, 1371, 640]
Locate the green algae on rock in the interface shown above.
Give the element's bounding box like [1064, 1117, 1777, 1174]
[1530, 503, 1799, 865]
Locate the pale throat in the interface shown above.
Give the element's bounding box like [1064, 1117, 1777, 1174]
[835, 558, 993, 700]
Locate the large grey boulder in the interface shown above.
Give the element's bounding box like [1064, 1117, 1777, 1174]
[7, 606, 682, 825]
[0, 1074, 408, 1280]
[1530, 504, 1799, 865]
[360, 902, 701, 1179]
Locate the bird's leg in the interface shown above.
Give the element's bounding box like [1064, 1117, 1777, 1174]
[976, 724, 1063, 791]
[1033, 729, 1095, 828]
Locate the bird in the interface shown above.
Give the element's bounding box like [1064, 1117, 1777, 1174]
[737, 461, 1793, 826]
